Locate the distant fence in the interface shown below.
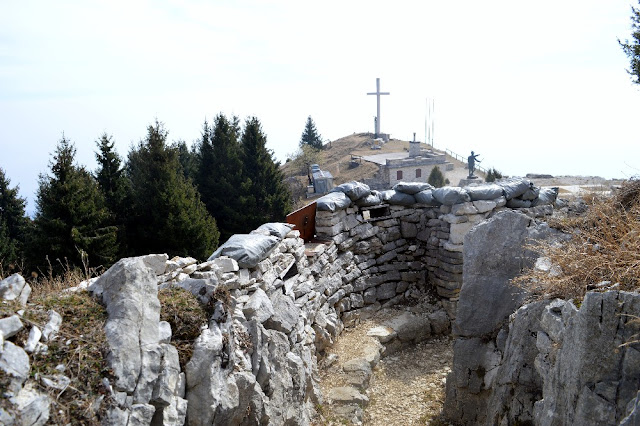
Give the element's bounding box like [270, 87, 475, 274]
[445, 149, 488, 174]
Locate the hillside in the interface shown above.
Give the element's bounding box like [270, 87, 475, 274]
[282, 134, 625, 208]
[282, 133, 474, 207]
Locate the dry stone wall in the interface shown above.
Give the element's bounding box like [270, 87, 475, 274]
[0, 178, 565, 425]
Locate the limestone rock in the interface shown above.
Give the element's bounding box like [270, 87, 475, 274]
[327, 386, 369, 406]
[243, 288, 274, 323]
[533, 291, 640, 426]
[383, 312, 431, 343]
[24, 326, 42, 353]
[98, 256, 162, 398]
[455, 210, 548, 337]
[367, 325, 396, 343]
[9, 382, 50, 426]
[159, 321, 172, 344]
[41, 310, 62, 342]
[0, 341, 30, 393]
[264, 291, 300, 334]
[0, 273, 31, 305]
[142, 253, 169, 275]
[0, 315, 23, 339]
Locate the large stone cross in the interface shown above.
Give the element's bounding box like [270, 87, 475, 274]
[367, 77, 390, 137]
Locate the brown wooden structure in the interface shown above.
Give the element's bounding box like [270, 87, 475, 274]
[286, 202, 316, 242]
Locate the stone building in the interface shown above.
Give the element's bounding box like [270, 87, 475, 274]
[363, 139, 454, 189]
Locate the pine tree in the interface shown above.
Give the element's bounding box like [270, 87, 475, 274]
[32, 137, 118, 273]
[196, 114, 248, 243]
[94, 133, 131, 258]
[95, 134, 128, 211]
[428, 166, 446, 188]
[126, 120, 219, 260]
[0, 167, 29, 270]
[299, 116, 323, 150]
[619, 2, 640, 85]
[241, 117, 291, 229]
[173, 140, 199, 182]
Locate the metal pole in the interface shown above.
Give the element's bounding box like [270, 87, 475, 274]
[376, 78, 381, 136]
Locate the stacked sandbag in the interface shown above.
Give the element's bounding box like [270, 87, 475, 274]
[494, 178, 558, 208]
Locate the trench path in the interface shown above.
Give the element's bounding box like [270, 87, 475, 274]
[316, 306, 454, 425]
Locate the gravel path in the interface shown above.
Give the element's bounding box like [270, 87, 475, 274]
[365, 337, 453, 425]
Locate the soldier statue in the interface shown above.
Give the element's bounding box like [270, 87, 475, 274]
[468, 151, 481, 178]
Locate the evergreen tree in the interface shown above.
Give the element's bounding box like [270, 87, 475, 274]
[32, 137, 118, 273]
[196, 114, 248, 243]
[299, 116, 323, 150]
[126, 120, 219, 260]
[619, 2, 640, 85]
[485, 168, 503, 183]
[95, 134, 130, 215]
[428, 166, 446, 188]
[173, 140, 199, 182]
[0, 167, 29, 270]
[94, 133, 131, 258]
[486, 169, 495, 183]
[241, 117, 291, 229]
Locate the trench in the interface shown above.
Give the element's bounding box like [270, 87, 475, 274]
[314, 294, 454, 425]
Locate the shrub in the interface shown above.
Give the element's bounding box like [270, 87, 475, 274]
[428, 166, 445, 188]
[485, 168, 503, 183]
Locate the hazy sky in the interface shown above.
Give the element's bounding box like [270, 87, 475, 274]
[1, 1, 639, 213]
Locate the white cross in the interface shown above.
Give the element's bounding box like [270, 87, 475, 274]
[367, 78, 390, 137]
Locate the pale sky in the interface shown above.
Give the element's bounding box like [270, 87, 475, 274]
[1, 1, 639, 214]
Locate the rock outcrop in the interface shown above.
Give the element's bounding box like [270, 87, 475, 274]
[443, 209, 640, 426]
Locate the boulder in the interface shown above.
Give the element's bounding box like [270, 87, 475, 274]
[98, 256, 162, 404]
[455, 210, 549, 337]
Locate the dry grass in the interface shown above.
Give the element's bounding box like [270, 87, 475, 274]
[158, 287, 209, 368]
[8, 291, 111, 425]
[516, 179, 640, 300]
[0, 257, 109, 424]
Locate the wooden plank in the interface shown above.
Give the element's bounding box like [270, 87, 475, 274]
[286, 202, 316, 242]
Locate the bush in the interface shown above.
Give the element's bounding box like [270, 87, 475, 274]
[485, 168, 503, 183]
[428, 166, 445, 188]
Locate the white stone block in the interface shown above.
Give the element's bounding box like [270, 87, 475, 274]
[452, 202, 478, 216]
[213, 257, 239, 273]
[472, 200, 498, 213]
[449, 221, 477, 245]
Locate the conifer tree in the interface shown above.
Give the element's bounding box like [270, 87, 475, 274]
[32, 137, 118, 272]
[196, 114, 248, 243]
[173, 140, 199, 182]
[619, 2, 640, 85]
[241, 117, 291, 229]
[94, 133, 131, 258]
[0, 167, 29, 270]
[299, 116, 323, 150]
[428, 166, 446, 188]
[126, 120, 219, 260]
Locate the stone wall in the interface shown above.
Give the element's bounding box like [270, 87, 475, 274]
[1, 179, 566, 425]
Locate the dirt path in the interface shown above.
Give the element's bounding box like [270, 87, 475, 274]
[365, 337, 452, 425]
[316, 310, 454, 425]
